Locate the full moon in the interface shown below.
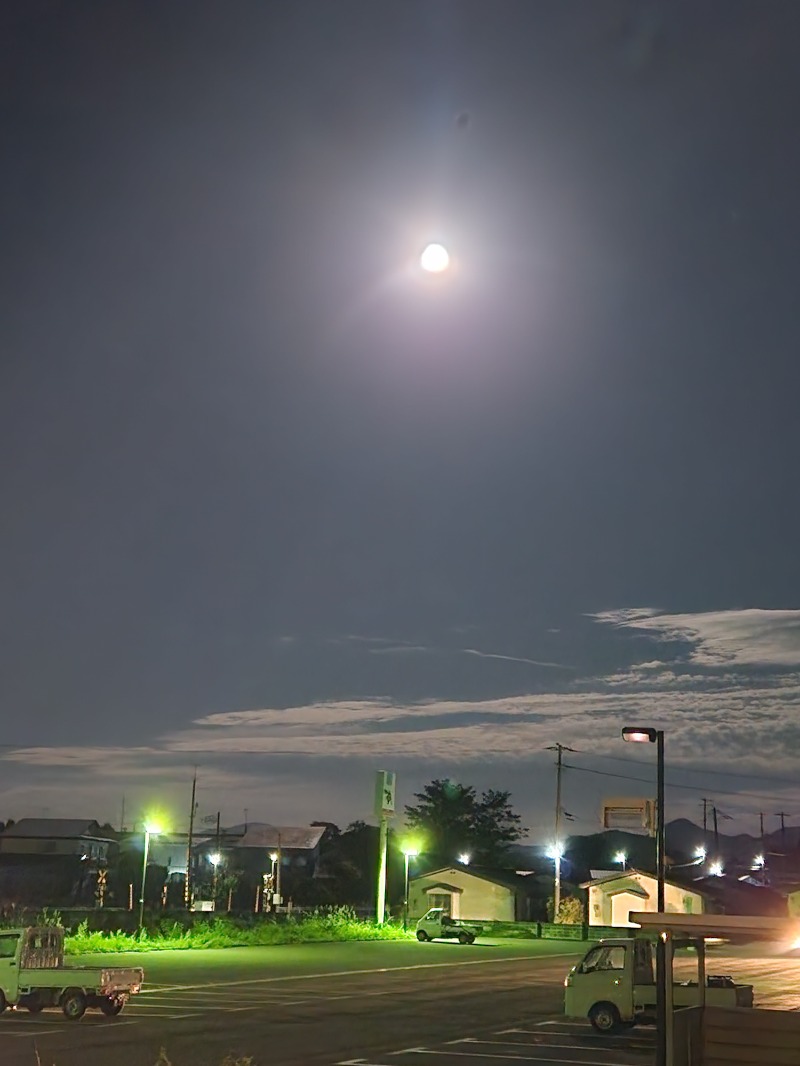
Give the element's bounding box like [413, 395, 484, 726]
[420, 242, 450, 273]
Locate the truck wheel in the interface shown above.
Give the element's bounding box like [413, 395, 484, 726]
[100, 996, 125, 1016]
[26, 994, 44, 1013]
[416, 930, 429, 942]
[0, 990, 6, 1014]
[458, 931, 471, 944]
[589, 1002, 621, 1034]
[61, 990, 87, 1021]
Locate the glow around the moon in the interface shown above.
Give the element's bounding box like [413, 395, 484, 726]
[420, 242, 450, 273]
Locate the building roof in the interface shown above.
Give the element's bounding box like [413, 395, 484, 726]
[0, 819, 113, 841]
[412, 865, 539, 894]
[196, 823, 326, 851]
[631, 912, 800, 943]
[580, 868, 711, 896]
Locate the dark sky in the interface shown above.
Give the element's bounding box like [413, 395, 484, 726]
[2, 1, 799, 844]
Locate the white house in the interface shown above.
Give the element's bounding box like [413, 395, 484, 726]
[408, 865, 538, 922]
[581, 869, 707, 927]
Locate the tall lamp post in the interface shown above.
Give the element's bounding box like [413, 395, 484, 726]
[209, 853, 222, 903]
[402, 846, 419, 931]
[622, 726, 665, 1066]
[138, 822, 162, 931]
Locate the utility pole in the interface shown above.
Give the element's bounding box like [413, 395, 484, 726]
[120, 795, 126, 834]
[775, 812, 788, 849]
[545, 743, 574, 919]
[701, 797, 709, 841]
[712, 804, 719, 855]
[759, 812, 765, 842]
[276, 831, 282, 904]
[185, 769, 197, 909]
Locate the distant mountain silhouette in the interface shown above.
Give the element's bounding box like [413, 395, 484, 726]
[666, 817, 800, 860]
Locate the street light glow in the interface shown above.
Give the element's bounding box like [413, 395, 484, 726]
[209, 852, 221, 867]
[694, 847, 707, 861]
[269, 852, 279, 862]
[458, 852, 471, 865]
[546, 843, 564, 860]
[614, 851, 627, 867]
[753, 854, 765, 869]
[420, 242, 449, 273]
[709, 861, 724, 877]
[622, 727, 658, 744]
[403, 845, 420, 858]
[144, 821, 162, 835]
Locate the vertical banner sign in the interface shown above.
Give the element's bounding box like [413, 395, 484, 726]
[375, 770, 396, 816]
[375, 770, 396, 924]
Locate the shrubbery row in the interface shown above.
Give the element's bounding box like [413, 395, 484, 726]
[61, 907, 410, 954]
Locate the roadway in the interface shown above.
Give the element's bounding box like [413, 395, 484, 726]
[0, 937, 797, 1066]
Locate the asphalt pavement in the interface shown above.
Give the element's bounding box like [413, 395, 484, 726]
[0, 937, 796, 1066]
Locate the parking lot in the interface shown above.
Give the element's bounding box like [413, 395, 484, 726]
[334, 1020, 655, 1065]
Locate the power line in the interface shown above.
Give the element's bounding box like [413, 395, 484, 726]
[569, 748, 800, 790]
[561, 762, 800, 806]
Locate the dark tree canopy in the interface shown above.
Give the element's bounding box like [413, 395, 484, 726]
[404, 779, 526, 865]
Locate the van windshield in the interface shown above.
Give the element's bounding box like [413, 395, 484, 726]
[580, 945, 626, 973]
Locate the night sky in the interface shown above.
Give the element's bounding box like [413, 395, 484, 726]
[2, 1, 799, 843]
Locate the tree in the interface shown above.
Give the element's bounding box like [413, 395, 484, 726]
[404, 779, 525, 865]
[555, 896, 584, 925]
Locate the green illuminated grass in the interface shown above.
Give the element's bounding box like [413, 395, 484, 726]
[63, 909, 411, 954]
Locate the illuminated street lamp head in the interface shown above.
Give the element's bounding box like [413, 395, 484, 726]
[144, 821, 162, 836]
[457, 852, 471, 865]
[420, 242, 450, 273]
[709, 860, 724, 877]
[546, 843, 564, 860]
[694, 847, 707, 861]
[614, 851, 627, 866]
[403, 845, 420, 859]
[753, 854, 765, 869]
[209, 853, 221, 867]
[622, 726, 658, 744]
[269, 852, 278, 863]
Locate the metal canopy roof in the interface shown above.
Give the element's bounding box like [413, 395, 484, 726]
[630, 911, 800, 943]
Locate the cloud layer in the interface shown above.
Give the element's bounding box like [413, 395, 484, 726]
[3, 607, 799, 837]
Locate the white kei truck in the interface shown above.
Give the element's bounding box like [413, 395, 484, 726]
[564, 936, 753, 1034]
[0, 926, 144, 1020]
[415, 908, 483, 944]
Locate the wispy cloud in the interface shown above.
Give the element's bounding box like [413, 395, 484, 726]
[3, 607, 800, 832]
[461, 648, 571, 670]
[593, 607, 800, 667]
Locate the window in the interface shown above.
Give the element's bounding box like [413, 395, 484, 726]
[579, 944, 627, 973]
[0, 935, 18, 959]
[428, 893, 451, 913]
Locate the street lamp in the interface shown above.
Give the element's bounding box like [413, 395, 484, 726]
[457, 852, 471, 866]
[402, 846, 419, 931]
[545, 842, 564, 919]
[209, 853, 222, 901]
[622, 725, 665, 1066]
[614, 851, 627, 871]
[694, 846, 707, 862]
[138, 822, 162, 931]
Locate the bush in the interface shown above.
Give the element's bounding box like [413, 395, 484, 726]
[63, 908, 410, 955]
[555, 897, 584, 925]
